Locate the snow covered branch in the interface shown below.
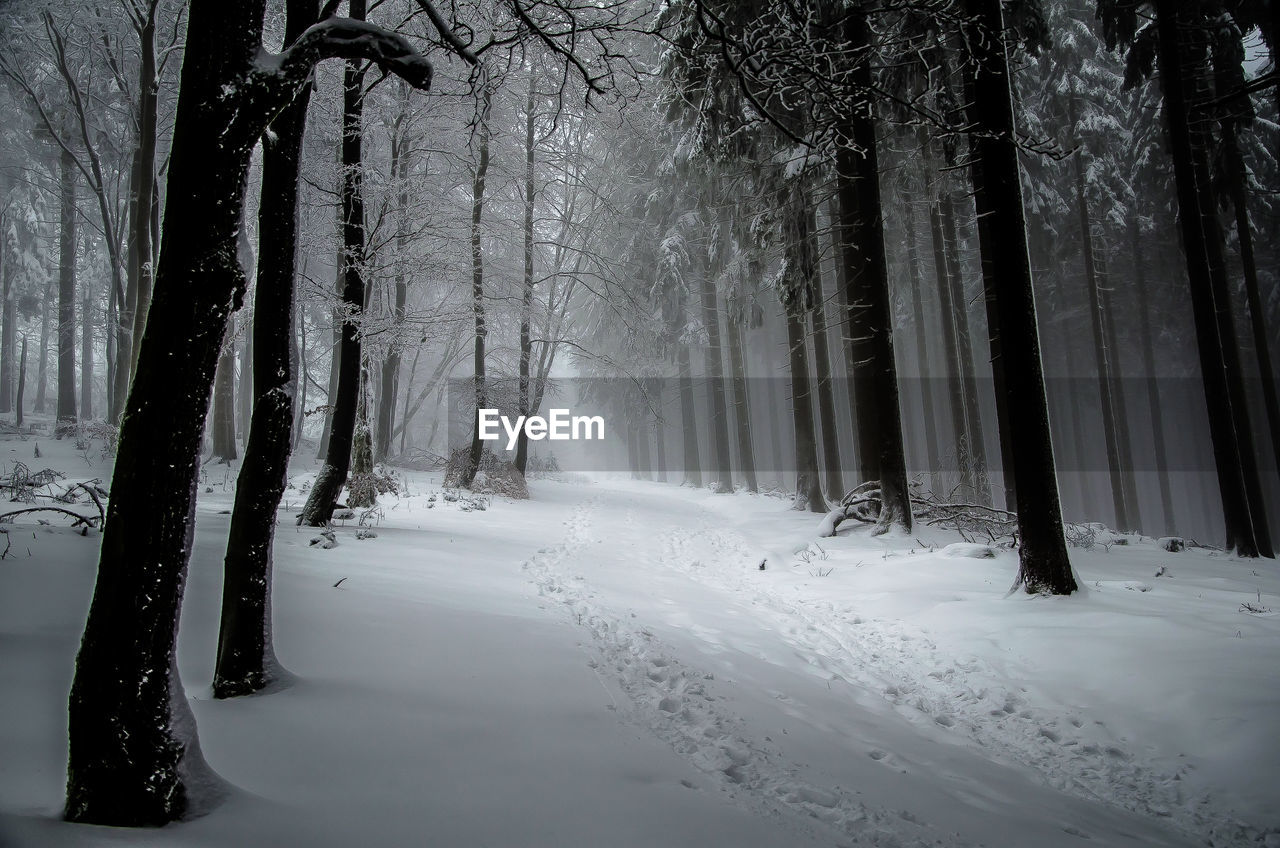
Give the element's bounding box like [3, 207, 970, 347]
[268, 18, 434, 94]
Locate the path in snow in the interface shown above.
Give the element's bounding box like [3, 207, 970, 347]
[521, 480, 1216, 847]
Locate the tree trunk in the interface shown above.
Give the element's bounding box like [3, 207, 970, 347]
[129, 6, 159, 382]
[1153, 0, 1270, 557]
[699, 220, 733, 492]
[1130, 217, 1177, 533]
[214, 0, 316, 699]
[375, 87, 412, 464]
[904, 197, 940, 485]
[0, 214, 13, 415]
[460, 85, 492, 488]
[516, 70, 536, 477]
[34, 275, 52, 413]
[809, 208, 843, 500]
[210, 330, 238, 462]
[65, 0, 436, 824]
[15, 335, 26, 427]
[677, 338, 702, 487]
[1097, 246, 1143, 531]
[832, 10, 910, 531]
[1223, 122, 1280, 478]
[782, 177, 825, 513]
[1072, 132, 1129, 530]
[929, 201, 973, 496]
[301, 1, 370, 524]
[81, 277, 93, 420]
[963, 0, 1075, 593]
[723, 301, 756, 492]
[57, 145, 77, 435]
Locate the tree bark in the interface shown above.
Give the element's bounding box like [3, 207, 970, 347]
[460, 85, 492, 488]
[963, 0, 1075, 593]
[15, 335, 26, 427]
[210, 330, 238, 462]
[723, 299, 757, 492]
[677, 336, 702, 487]
[809, 208, 843, 500]
[0, 210, 13, 415]
[832, 9, 910, 532]
[57, 145, 77, 434]
[81, 277, 93, 420]
[214, 0, 317, 699]
[301, 0, 371, 524]
[64, 0, 437, 823]
[1130, 217, 1176, 533]
[700, 215, 733, 492]
[516, 70, 537, 476]
[34, 275, 52, 413]
[1153, 0, 1270, 557]
[904, 197, 940, 485]
[782, 177, 825, 513]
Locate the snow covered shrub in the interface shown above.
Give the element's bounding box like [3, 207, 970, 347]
[443, 448, 529, 499]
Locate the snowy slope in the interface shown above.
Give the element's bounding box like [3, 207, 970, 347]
[1, 435, 1276, 847]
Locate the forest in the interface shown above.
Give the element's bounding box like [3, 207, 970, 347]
[0, 0, 1276, 843]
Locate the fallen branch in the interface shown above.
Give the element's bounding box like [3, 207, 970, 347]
[0, 505, 99, 528]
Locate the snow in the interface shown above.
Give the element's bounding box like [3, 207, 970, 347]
[1, 430, 1278, 847]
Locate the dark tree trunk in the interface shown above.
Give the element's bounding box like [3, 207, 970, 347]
[904, 197, 940, 485]
[1153, 0, 1270, 557]
[929, 201, 973, 495]
[15, 335, 26, 427]
[677, 333, 702, 487]
[214, 0, 316, 699]
[1097, 248, 1143, 531]
[1073, 135, 1129, 530]
[81, 279, 93, 420]
[0, 214, 13, 415]
[375, 91, 411, 464]
[963, 0, 1075, 593]
[57, 146, 78, 435]
[1130, 218, 1177, 533]
[64, 0, 435, 824]
[782, 178, 825, 513]
[516, 70, 536, 477]
[1223, 123, 1280, 478]
[723, 301, 757, 492]
[316, 278, 341, 459]
[210, 333, 238, 462]
[809, 208, 843, 500]
[239, 313, 253, 436]
[699, 224, 733, 492]
[460, 86, 492, 488]
[301, 1, 370, 524]
[128, 5, 159, 381]
[942, 150, 998, 507]
[832, 10, 910, 531]
[34, 275, 52, 413]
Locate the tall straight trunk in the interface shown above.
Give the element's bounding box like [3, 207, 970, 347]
[375, 91, 411, 463]
[239, 313, 253, 436]
[827, 199, 861, 469]
[783, 178, 825, 513]
[293, 293, 307, 447]
[940, 168, 992, 505]
[0, 214, 13, 414]
[700, 220, 733, 492]
[832, 9, 910, 531]
[516, 70, 536, 476]
[763, 346, 785, 487]
[34, 275, 52, 413]
[1097, 247, 1143, 531]
[1223, 123, 1280, 477]
[129, 5, 159, 379]
[904, 197, 941, 485]
[316, 273, 341, 459]
[214, 0, 315, 699]
[1153, 0, 1269, 556]
[210, 333, 237, 461]
[460, 86, 492, 487]
[64, 0, 434, 824]
[809, 208, 843, 499]
[677, 337, 702, 487]
[963, 0, 1074, 593]
[723, 304, 756, 492]
[1130, 218, 1176, 533]
[1073, 139, 1129, 530]
[57, 146, 77, 434]
[15, 335, 26, 427]
[301, 0, 370, 524]
[81, 278, 93, 419]
[929, 201, 973, 494]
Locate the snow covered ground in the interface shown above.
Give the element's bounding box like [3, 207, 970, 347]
[1, 430, 1277, 847]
